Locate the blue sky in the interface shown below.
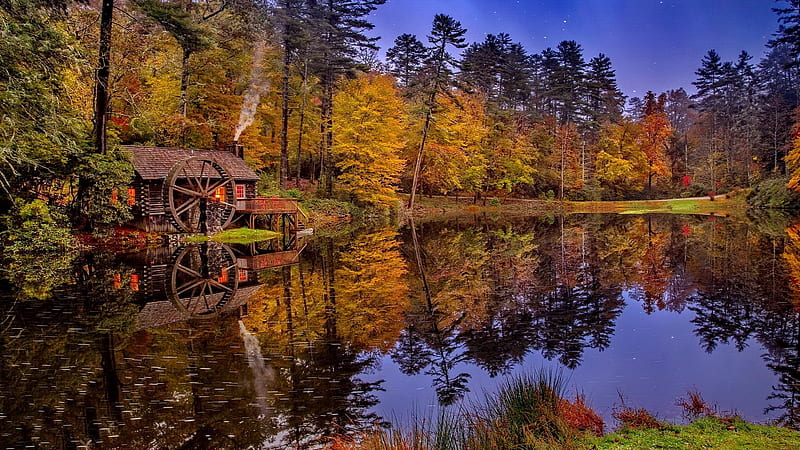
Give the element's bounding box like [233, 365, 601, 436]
[367, 0, 779, 97]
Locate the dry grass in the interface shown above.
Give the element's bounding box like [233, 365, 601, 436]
[612, 406, 664, 430]
[676, 389, 716, 418]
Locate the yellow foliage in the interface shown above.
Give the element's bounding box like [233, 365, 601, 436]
[333, 74, 407, 207]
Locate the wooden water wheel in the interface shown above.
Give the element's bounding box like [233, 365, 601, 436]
[163, 156, 237, 233]
[167, 243, 239, 318]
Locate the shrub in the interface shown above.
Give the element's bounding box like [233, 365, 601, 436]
[747, 177, 800, 209]
[3, 199, 74, 253]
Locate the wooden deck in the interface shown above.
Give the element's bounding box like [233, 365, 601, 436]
[235, 197, 308, 231]
[237, 249, 304, 270]
[236, 198, 302, 214]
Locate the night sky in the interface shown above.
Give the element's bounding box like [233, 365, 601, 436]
[367, 0, 780, 98]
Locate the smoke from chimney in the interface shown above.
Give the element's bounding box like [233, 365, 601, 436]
[234, 41, 269, 141]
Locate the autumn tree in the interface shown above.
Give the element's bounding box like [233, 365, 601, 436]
[786, 116, 800, 191]
[418, 88, 489, 198]
[332, 74, 406, 208]
[639, 91, 673, 195]
[305, 0, 385, 197]
[594, 120, 647, 198]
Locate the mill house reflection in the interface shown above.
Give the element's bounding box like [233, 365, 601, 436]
[111, 232, 307, 326]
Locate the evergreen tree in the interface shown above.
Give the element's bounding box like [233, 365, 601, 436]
[408, 13, 467, 209]
[758, 44, 799, 173]
[771, 0, 800, 68]
[132, 0, 215, 119]
[584, 53, 624, 128]
[386, 33, 427, 88]
[460, 33, 532, 111]
[552, 40, 587, 125]
[278, 0, 309, 189]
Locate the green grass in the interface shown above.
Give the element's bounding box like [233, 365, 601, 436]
[592, 416, 800, 449]
[183, 227, 280, 244]
[618, 199, 705, 215]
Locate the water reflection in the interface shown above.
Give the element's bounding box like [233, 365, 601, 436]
[2, 213, 800, 447]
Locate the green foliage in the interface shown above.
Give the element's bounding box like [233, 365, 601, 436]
[748, 177, 800, 209]
[132, 0, 214, 54]
[284, 188, 303, 199]
[0, 0, 88, 199]
[306, 197, 364, 220]
[75, 148, 135, 225]
[1, 199, 76, 300]
[3, 199, 74, 253]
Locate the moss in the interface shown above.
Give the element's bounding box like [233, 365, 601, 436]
[183, 228, 281, 244]
[591, 416, 800, 449]
[211, 228, 280, 244]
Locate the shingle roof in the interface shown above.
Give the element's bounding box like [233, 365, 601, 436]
[123, 146, 260, 181]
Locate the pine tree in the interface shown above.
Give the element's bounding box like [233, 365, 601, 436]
[460, 33, 532, 111]
[386, 33, 427, 88]
[771, 0, 800, 68]
[552, 40, 587, 125]
[585, 53, 624, 128]
[277, 0, 309, 189]
[408, 14, 467, 209]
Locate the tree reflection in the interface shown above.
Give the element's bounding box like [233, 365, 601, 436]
[242, 229, 409, 446]
[391, 218, 471, 405]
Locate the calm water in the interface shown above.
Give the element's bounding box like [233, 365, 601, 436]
[2, 213, 799, 448]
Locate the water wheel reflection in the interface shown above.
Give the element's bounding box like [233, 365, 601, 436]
[168, 242, 239, 318]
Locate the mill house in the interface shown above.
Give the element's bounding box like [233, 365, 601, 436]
[122, 143, 306, 234]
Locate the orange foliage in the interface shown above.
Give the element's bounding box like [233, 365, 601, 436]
[558, 395, 604, 436]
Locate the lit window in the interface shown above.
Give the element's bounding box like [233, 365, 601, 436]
[238, 270, 248, 282]
[130, 274, 139, 291]
[236, 184, 245, 199]
[127, 187, 136, 205]
[113, 273, 121, 290]
[110, 188, 119, 204]
[214, 186, 226, 202]
[218, 270, 229, 283]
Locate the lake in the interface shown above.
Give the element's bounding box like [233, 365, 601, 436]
[1, 213, 799, 448]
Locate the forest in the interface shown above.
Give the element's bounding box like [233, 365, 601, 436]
[1, 0, 800, 231]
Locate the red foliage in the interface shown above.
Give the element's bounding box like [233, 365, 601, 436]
[558, 395, 604, 436]
[612, 406, 663, 430]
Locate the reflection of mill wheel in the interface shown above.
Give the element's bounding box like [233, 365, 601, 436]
[168, 243, 239, 318]
[164, 157, 237, 233]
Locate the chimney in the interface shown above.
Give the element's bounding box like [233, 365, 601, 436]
[226, 141, 244, 159]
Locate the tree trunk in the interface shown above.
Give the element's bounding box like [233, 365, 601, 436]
[280, 39, 291, 190]
[322, 75, 334, 197]
[180, 47, 191, 119]
[296, 57, 308, 189]
[93, 0, 114, 155]
[408, 108, 432, 209]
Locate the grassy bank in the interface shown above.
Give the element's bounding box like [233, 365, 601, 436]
[404, 193, 748, 219]
[592, 416, 800, 449]
[328, 372, 800, 449]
